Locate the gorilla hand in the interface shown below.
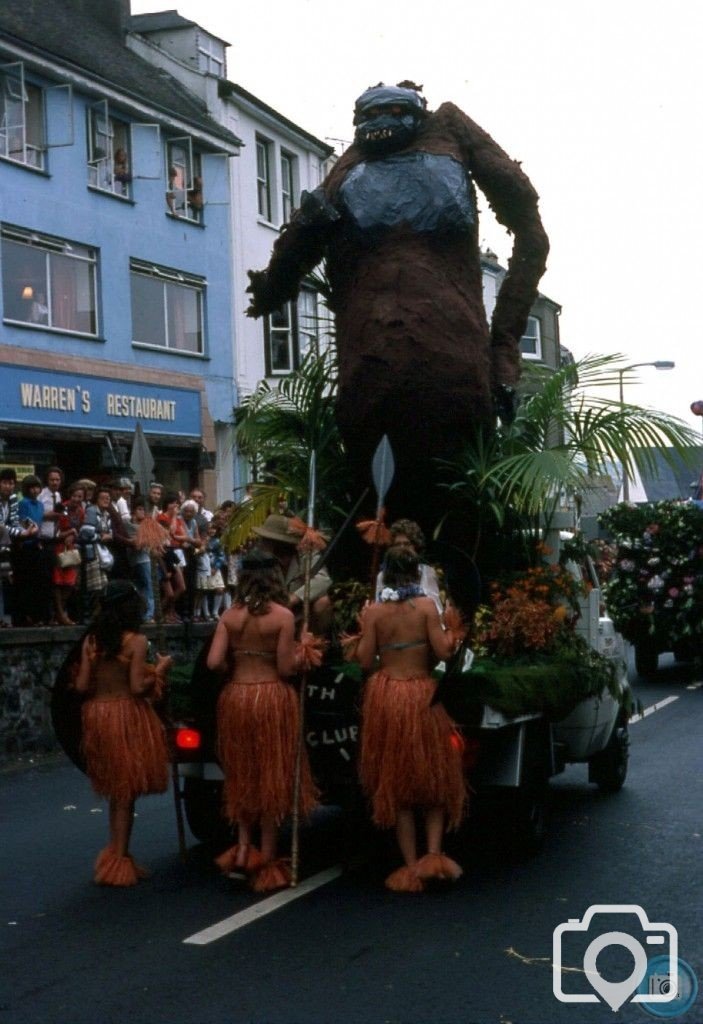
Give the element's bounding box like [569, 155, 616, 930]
[245, 269, 271, 319]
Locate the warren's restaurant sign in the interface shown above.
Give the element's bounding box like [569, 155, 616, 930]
[2, 364, 201, 437]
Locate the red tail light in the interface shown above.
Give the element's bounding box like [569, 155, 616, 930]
[175, 727, 201, 751]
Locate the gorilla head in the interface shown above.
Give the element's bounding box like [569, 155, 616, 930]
[353, 83, 427, 155]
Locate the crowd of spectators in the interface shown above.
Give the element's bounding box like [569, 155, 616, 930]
[0, 466, 243, 628]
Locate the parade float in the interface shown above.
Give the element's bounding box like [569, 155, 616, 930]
[52, 82, 699, 863]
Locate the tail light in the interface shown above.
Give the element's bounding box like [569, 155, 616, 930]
[175, 727, 201, 751]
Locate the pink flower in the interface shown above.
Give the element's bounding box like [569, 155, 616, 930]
[668, 588, 679, 598]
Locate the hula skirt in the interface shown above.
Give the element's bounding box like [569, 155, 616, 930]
[359, 671, 466, 829]
[217, 678, 318, 826]
[81, 695, 169, 802]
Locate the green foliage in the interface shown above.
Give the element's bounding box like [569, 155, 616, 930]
[436, 633, 624, 722]
[438, 353, 699, 571]
[598, 500, 703, 650]
[224, 347, 349, 550]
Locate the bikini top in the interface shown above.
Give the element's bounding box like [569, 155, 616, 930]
[378, 638, 427, 653]
[233, 648, 276, 660]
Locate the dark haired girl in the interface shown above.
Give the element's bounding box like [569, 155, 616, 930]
[207, 549, 317, 892]
[356, 545, 466, 892]
[74, 581, 171, 886]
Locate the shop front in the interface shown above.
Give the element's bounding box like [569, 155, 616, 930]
[0, 360, 213, 496]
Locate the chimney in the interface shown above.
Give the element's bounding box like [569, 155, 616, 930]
[86, 0, 131, 36]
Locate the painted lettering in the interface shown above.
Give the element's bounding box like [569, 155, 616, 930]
[20, 382, 77, 412]
[106, 393, 176, 421]
[81, 390, 91, 413]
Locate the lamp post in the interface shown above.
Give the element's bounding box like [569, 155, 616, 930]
[618, 361, 675, 501]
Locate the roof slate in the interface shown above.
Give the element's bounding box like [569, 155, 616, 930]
[0, 0, 240, 148]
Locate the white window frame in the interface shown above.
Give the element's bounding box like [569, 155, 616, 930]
[266, 302, 295, 376]
[197, 34, 224, 77]
[520, 314, 542, 361]
[87, 101, 131, 198]
[280, 150, 296, 224]
[256, 135, 272, 222]
[0, 62, 45, 169]
[297, 286, 319, 360]
[166, 136, 202, 222]
[130, 259, 205, 356]
[1, 225, 98, 336]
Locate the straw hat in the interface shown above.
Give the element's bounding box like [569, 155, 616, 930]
[252, 514, 302, 546]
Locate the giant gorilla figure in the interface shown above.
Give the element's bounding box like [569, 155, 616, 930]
[247, 82, 549, 534]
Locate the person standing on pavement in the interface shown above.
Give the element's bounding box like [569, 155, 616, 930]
[207, 549, 318, 892]
[355, 545, 466, 892]
[0, 467, 31, 626]
[38, 466, 64, 622]
[74, 580, 171, 886]
[15, 475, 45, 626]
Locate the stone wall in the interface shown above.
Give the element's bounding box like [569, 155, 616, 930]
[0, 623, 213, 762]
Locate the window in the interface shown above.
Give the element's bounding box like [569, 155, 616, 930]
[266, 302, 294, 374]
[281, 151, 296, 223]
[197, 35, 224, 77]
[265, 288, 322, 374]
[0, 63, 44, 169]
[87, 101, 131, 197]
[130, 259, 204, 355]
[1, 226, 97, 335]
[166, 138, 203, 222]
[256, 136, 272, 221]
[298, 287, 319, 359]
[520, 315, 542, 360]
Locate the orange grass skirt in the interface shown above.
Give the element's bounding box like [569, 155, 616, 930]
[81, 696, 169, 803]
[359, 671, 466, 829]
[216, 679, 318, 826]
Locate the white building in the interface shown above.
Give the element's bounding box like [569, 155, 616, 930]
[128, 10, 334, 495]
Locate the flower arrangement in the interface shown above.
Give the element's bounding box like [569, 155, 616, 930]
[598, 500, 703, 652]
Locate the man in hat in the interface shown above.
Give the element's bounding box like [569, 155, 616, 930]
[253, 514, 332, 632]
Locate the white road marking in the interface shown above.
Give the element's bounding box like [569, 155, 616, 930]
[630, 694, 679, 724]
[686, 681, 703, 691]
[183, 865, 343, 945]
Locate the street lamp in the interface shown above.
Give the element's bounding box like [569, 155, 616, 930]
[618, 361, 676, 501]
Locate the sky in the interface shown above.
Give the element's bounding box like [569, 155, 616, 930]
[132, 0, 703, 431]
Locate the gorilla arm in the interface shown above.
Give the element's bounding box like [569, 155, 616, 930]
[246, 191, 338, 318]
[435, 102, 549, 392]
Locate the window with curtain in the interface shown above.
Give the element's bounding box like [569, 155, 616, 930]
[87, 103, 132, 198]
[1, 226, 97, 334]
[280, 151, 296, 224]
[256, 136, 272, 221]
[130, 260, 204, 355]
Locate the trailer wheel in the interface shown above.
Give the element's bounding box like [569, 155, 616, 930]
[182, 777, 232, 846]
[589, 722, 629, 793]
[509, 783, 548, 858]
[635, 640, 658, 677]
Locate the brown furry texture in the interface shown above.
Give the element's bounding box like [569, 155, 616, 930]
[248, 99, 548, 530]
[359, 671, 467, 830]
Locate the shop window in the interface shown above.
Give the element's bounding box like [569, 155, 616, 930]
[520, 315, 542, 360]
[165, 138, 203, 222]
[87, 101, 132, 197]
[1, 226, 98, 335]
[265, 286, 322, 374]
[0, 63, 45, 169]
[281, 151, 296, 224]
[130, 259, 204, 355]
[256, 135, 272, 221]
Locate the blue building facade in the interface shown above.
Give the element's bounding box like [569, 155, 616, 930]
[0, 0, 240, 497]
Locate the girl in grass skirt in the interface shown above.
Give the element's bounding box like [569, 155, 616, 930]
[356, 546, 466, 892]
[74, 581, 171, 886]
[207, 549, 318, 892]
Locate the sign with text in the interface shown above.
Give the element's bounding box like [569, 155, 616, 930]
[1, 364, 201, 437]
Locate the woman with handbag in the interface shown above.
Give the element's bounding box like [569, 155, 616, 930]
[52, 482, 86, 625]
[84, 486, 114, 609]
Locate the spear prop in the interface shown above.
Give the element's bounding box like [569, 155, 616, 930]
[368, 435, 395, 593]
[290, 451, 317, 887]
